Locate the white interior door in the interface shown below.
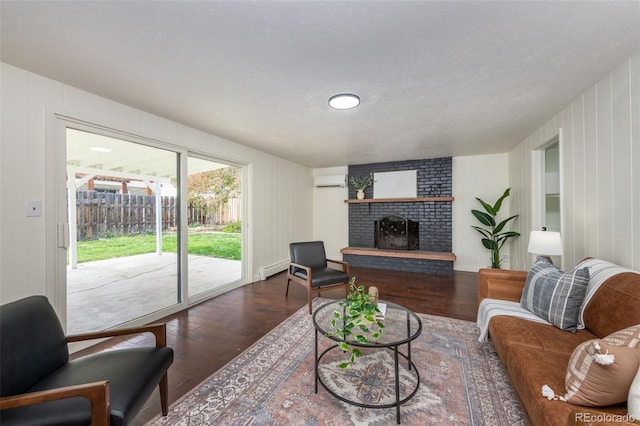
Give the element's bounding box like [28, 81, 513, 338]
[532, 133, 563, 267]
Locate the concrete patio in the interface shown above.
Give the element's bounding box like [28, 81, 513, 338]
[67, 253, 241, 334]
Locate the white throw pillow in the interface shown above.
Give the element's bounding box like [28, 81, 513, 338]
[630, 366, 640, 420]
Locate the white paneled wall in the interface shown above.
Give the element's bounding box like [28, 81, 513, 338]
[509, 52, 640, 271]
[312, 167, 349, 260]
[0, 62, 313, 304]
[452, 154, 510, 271]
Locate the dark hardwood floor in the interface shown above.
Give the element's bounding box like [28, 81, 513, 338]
[72, 267, 478, 424]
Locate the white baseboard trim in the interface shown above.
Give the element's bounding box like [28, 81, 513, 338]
[258, 259, 289, 281]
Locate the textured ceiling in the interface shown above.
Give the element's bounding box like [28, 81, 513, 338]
[2, 1, 639, 168]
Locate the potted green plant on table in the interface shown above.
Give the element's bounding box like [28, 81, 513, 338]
[471, 188, 520, 269]
[330, 277, 384, 368]
[349, 173, 374, 200]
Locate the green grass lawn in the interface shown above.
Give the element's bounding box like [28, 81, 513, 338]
[76, 232, 241, 263]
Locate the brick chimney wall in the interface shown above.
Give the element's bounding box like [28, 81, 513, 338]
[346, 157, 453, 274]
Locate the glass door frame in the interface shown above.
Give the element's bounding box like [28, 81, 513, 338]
[184, 151, 246, 305]
[48, 111, 249, 334]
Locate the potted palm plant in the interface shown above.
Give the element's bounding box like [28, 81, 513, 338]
[330, 277, 384, 368]
[471, 188, 520, 269]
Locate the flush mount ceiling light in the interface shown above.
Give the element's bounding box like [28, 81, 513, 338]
[328, 93, 360, 110]
[89, 146, 112, 153]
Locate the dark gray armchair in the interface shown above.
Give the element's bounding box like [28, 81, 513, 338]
[0, 295, 173, 426]
[285, 241, 349, 314]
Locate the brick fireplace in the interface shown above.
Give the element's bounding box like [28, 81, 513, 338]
[343, 157, 454, 275]
[375, 215, 419, 250]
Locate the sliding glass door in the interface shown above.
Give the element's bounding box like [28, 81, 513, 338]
[186, 156, 242, 301]
[66, 128, 180, 333]
[60, 125, 246, 333]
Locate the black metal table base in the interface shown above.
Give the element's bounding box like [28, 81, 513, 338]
[314, 330, 421, 424]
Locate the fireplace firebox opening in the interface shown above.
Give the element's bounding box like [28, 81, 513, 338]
[374, 215, 419, 250]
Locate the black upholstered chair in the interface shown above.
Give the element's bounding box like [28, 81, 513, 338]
[0, 295, 174, 426]
[286, 241, 349, 314]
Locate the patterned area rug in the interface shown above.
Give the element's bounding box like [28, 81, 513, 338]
[146, 298, 528, 425]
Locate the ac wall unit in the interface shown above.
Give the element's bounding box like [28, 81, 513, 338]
[314, 174, 346, 188]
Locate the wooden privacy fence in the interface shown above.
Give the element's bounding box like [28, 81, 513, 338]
[74, 191, 240, 240]
[186, 196, 241, 227]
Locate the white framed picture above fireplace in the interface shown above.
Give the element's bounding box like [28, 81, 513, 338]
[373, 170, 417, 199]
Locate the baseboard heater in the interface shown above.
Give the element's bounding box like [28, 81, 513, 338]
[258, 259, 290, 280]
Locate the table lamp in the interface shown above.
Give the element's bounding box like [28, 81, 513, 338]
[527, 228, 563, 264]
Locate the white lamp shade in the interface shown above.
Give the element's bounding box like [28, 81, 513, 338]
[527, 231, 563, 256]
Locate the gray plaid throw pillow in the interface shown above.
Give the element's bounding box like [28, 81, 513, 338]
[520, 257, 590, 331]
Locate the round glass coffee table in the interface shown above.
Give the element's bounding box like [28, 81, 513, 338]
[312, 299, 422, 424]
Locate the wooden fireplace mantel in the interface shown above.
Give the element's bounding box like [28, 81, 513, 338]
[344, 196, 454, 204]
[341, 247, 456, 262]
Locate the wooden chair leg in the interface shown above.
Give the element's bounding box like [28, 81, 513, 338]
[308, 289, 313, 315]
[159, 373, 169, 416]
[285, 279, 291, 297]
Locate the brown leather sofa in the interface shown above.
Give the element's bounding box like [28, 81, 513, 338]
[478, 263, 640, 426]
